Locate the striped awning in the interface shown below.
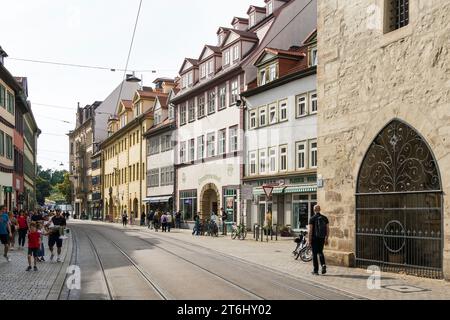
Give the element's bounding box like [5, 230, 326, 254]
[284, 184, 317, 194]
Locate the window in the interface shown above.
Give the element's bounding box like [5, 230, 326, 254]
[6, 92, 14, 115]
[180, 141, 186, 163]
[188, 72, 193, 86]
[208, 90, 216, 114]
[197, 95, 205, 118]
[279, 100, 288, 121]
[269, 103, 277, 124]
[154, 110, 162, 125]
[249, 13, 255, 27]
[259, 149, 267, 174]
[169, 104, 175, 120]
[189, 139, 195, 162]
[150, 137, 160, 155]
[249, 110, 257, 129]
[232, 45, 239, 61]
[296, 142, 306, 170]
[280, 145, 288, 171]
[207, 133, 215, 157]
[224, 50, 230, 65]
[0, 130, 4, 156]
[6, 134, 13, 160]
[259, 106, 267, 127]
[296, 95, 307, 117]
[197, 136, 204, 160]
[229, 126, 238, 152]
[148, 169, 159, 187]
[267, 1, 273, 15]
[269, 65, 277, 82]
[269, 147, 277, 173]
[188, 99, 195, 122]
[310, 140, 317, 168]
[179, 190, 197, 221]
[310, 47, 318, 66]
[164, 134, 172, 151]
[160, 166, 174, 186]
[208, 60, 214, 75]
[249, 151, 257, 175]
[259, 69, 267, 85]
[0, 85, 5, 108]
[310, 92, 317, 113]
[180, 104, 187, 125]
[218, 86, 227, 110]
[218, 129, 226, 155]
[200, 63, 206, 78]
[120, 114, 127, 128]
[230, 79, 239, 104]
[386, 0, 409, 32]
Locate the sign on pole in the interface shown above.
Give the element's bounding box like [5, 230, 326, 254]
[262, 185, 274, 198]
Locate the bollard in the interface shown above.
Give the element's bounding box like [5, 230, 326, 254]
[260, 226, 263, 242]
[275, 224, 278, 241]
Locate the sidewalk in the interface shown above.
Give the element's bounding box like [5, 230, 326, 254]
[0, 236, 72, 300]
[92, 220, 450, 300]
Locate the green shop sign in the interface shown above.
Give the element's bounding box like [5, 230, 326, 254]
[3, 186, 13, 193]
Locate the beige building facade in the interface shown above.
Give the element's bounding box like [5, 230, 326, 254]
[317, 0, 450, 278]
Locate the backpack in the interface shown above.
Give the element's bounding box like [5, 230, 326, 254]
[314, 215, 328, 239]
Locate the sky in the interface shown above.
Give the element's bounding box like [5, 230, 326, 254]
[1, 0, 257, 171]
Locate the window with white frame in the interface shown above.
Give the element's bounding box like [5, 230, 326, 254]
[189, 139, 195, 162]
[224, 50, 230, 65]
[310, 92, 317, 113]
[219, 86, 227, 110]
[269, 147, 277, 173]
[120, 114, 127, 128]
[249, 151, 257, 175]
[149, 169, 159, 187]
[259, 149, 267, 174]
[207, 133, 215, 157]
[279, 100, 288, 121]
[269, 64, 277, 82]
[197, 135, 204, 160]
[169, 104, 175, 120]
[259, 106, 267, 127]
[165, 134, 172, 151]
[229, 126, 238, 152]
[311, 47, 318, 66]
[154, 110, 162, 125]
[150, 137, 160, 155]
[180, 104, 187, 125]
[208, 90, 216, 114]
[218, 129, 226, 155]
[180, 141, 186, 163]
[197, 95, 205, 118]
[269, 103, 277, 124]
[188, 72, 193, 86]
[280, 145, 288, 171]
[259, 69, 267, 85]
[296, 94, 307, 117]
[230, 79, 239, 104]
[188, 99, 195, 122]
[232, 45, 239, 61]
[267, 1, 273, 15]
[160, 135, 167, 152]
[249, 110, 257, 129]
[208, 60, 214, 75]
[296, 141, 306, 170]
[200, 63, 206, 78]
[310, 140, 317, 168]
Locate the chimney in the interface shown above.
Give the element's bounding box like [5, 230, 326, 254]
[0, 46, 8, 65]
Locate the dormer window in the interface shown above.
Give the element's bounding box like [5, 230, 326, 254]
[269, 65, 277, 81]
[218, 34, 223, 45]
[224, 50, 230, 66]
[260, 70, 267, 85]
[200, 64, 206, 78]
[310, 46, 318, 66]
[267, 1, 273, 15]
[258, 63, 278, 86]
[208, 60, 214, 75]
[168, 104, 174, 120]
[232, 45, 239, 62]
[134, 102, 141, 118]
[120, 114, 127, 128]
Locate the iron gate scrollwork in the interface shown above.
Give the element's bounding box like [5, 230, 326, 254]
[356, 120, 443, 279]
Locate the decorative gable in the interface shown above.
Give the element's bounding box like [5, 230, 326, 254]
[198, 46, 214, 62]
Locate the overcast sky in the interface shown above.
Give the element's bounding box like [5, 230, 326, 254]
[1, 0, 257, 171]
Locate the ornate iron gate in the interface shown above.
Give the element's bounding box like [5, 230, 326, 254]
[356, 120, 443, 279]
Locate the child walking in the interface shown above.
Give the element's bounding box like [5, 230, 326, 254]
[27, 222, 40, 271]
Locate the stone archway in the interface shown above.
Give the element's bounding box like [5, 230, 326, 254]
[356, 119, 443, 278]
[200, 183, 220, 220]
[133, 198, 138, 218]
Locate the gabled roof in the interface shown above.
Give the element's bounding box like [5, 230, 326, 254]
[156, 95, 169, 109]
[153, 77, 175, 84]
[121, 100, 133, 110]
[178, 58, 199, 74]
[254, 47, 304, 66]
[231, 17, 249, 25]
[222, 29, 258, 48]
[216, 27, 231, 35]
[303, 29, 317, 45]
[198, 45, 222, 62]
[247, 5, 266, 14]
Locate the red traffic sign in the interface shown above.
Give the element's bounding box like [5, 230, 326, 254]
[262, 185, 274, 198]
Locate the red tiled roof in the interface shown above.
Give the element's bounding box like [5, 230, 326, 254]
[138, 90, 168, 99]
[264, 47, 305, 57]
[121, 100, 133, 109]
[157, 96, 169, 108]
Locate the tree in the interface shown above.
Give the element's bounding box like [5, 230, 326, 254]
[51, 169, 67, 186]
[57, 173, 72, 204]
[36, 176, 51, 206]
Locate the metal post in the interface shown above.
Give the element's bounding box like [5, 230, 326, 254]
[275, 224, 278, 241]
[260, 225, 263, 242]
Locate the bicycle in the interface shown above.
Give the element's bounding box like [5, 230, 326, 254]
[231, 223, 247, 240]
[293, 231, 312, 262]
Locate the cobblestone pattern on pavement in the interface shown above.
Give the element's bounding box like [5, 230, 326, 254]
[0, 236, 70, 300]
[97, 221, 450, 300]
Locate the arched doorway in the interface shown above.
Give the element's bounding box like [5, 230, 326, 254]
[356, 119, 443, 278]
[200, 183, 220, 220]
[133, 198, 138, 218]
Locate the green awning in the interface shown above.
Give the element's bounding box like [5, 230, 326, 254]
[284, 185, 317, 194]
[273, 187, 286, 194]
[253, 188, 265, 195]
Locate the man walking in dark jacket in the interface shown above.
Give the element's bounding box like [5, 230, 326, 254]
[308, 205, 329, 275]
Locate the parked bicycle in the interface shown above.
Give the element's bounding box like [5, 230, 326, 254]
[231, 223, 247, 240]
[293, 230, 312, 262]
[207, 220, 219, 237]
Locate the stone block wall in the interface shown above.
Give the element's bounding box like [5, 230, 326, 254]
[317, 0, 450, 278]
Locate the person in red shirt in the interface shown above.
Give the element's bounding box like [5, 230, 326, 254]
[27, 222, 40, 271]
[17, 211, 28, 250]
